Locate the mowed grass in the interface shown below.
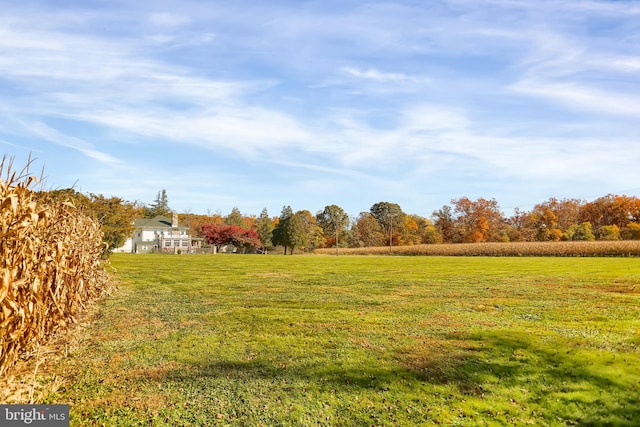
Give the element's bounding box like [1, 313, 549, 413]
[45, 254, 640, 426]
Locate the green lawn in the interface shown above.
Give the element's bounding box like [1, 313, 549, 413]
[46, 254, 640, 426]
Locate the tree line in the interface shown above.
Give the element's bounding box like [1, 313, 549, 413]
[191, 194, 640, 254]
[47, 188, 640, 255]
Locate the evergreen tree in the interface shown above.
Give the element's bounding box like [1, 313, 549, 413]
[145, 189, 171, 217]
[225, 207, 245, 227]
[255, 208, 274, 251]
[272, 206, 293, 254]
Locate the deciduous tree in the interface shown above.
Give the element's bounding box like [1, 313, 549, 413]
[201, 223, 261, 252]
[201, 223, 226, 250]
[180, 212, 224, 238]
[432, 205, 457, 243]
[296, 210, 323, 251]
[529, 198, 582, 241]
[284, 211, 308, 254]
[599, 225, 621, 241]
[506, 208, 536, 242]
[624, 222, 640, 240]
[88, 194, 139, 256]
[564, 222, 595, 241]
[351, 212, 385, 247]
[580, 194, 640, 238]
[317, 205, 350, 255]
[44, 189, 139, 256]
[223, 225, 261, 252]
[451, 197, 506, 243]
[370, 202, 405, 250]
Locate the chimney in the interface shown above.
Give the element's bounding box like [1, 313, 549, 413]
[172, 212, 178, 228]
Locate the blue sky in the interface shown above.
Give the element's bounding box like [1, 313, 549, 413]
[2, 0, 639, 219]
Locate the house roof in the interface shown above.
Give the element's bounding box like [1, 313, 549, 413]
[138, 240, 159, 245]
[133, 215, 180, 229]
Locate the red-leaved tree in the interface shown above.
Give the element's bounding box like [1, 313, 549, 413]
[201, 223, 261, 253]
[201, 223, 225, 247]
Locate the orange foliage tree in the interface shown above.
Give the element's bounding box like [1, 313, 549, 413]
[451, 197, 507, 243]
[527, 198, 582, 241]
[580, 194, 640, 239]
[351, 212, 386, 247]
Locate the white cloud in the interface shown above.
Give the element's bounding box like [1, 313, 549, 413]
[511, 80, 640, 118]
[146, 34, 175, 45]
[609, 57, 640, 72]
[144, 31, 215, 48]
[400, 106, 470, 132]
[449, 0, 640, 16]
[0, 18, 304, 158]
[148, 12, 191, 27]
[1, 0, 639, 214]
[342, 67, 408, 82]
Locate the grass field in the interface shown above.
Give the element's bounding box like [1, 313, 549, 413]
[42, 254, 640, 425]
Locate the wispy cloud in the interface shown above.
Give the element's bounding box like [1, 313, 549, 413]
[0, 138, 38, 152]
[1, 0, 639, 214]
[148, 12, 191, 27]
[342, 67, 408, 82]
[511, 80, 640, 118]
[0, 16, 301, 159]
[610, 57, 640, 72]
[25, 122, 119, 164]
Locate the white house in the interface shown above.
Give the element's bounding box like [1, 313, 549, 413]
[114, 213, 202, 254]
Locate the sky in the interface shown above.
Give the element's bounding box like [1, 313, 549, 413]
[2, 0, 640, 219]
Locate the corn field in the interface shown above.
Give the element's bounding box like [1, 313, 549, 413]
[315, 240, 640, 257]
[0, 157, 110, 376]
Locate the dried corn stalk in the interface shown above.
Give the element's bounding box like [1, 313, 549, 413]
[314, 240, 640, 256]
[0, 156, 109, 376]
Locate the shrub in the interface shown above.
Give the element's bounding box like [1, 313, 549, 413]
[565, 222, 595, 241]
[599, 225, 621, 241]
[624, 222, 640, 240]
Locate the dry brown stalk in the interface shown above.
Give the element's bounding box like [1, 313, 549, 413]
[314, 240, 640, 257]
[0, 155, 110, 377]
